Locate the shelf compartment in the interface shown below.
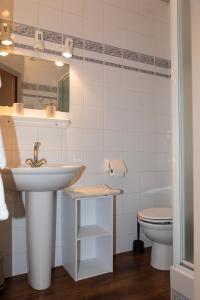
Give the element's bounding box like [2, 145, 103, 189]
[77, 225, 112, 240]
[62, 193, 113, 281]
[77, 258, 111, 280]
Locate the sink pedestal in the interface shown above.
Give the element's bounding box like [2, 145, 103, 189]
[2, 164, 85, 290]
[25, 191, 56, 290]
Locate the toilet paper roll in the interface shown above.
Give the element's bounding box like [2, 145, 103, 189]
[105, 160, 127, 177]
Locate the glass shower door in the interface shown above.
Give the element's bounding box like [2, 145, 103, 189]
[178, 0, 194, 266]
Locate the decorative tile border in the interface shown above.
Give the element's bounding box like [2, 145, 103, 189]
[139, 53, 154, 65]
[85, 40, 103, 53]
[64, 34, 84, 49]
[85, 57, 103, 64]
[155, 57, 171, 69]
[104, 61, 122, 68]
[104, 44, 122, 57]
[43, 30, 62, 44]
[22, 82, 57, 93]
[155, 72, 171, 78]
[44, 48, 61, 56]
[73, 55, 84, 60]
[7, 20, 171, 71]
[140, 69, 154, 75]
[12, 22, 35, 38]
[14, 42, 170, 79]
[123, 65, 139, 72]
[172, 289, 191, 300]
[22, 93, 57, 101]
[123, 49, 139, 61]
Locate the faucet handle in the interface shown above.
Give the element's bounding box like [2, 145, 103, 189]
[35, 142, 41, 147]
[26, 158, 33, 166]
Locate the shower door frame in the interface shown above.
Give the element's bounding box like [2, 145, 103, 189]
[190, 0, 200, 299]
[170, 0, 194, 299]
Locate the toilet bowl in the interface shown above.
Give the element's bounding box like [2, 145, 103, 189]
[138, 207, 173, 271]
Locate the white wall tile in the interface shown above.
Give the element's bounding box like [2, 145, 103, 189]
[83, 129, 103, 151]
[14, 0, 38, 26]
[124, 132, 140, 152]
[11, 126, 37, 151]
[83, 19, 103, 42]
[104, 87, 124, 109]
[63, 0, 83, 16]
[62, 11, 83, 37]
[39, 0, 63, 10]
[7, 0, 172, 272]
[67, 128, 83, 150]
[84, 106, 103, 129]
[104, 65, 122, 88]
[84, 62, 104, 86]
[84, 85, 104, 107]
[70, 60, 84, 83]
[123, 172, 140, 194]
[37, 128, 62, 150]
[104, 130, 124, 152]
[83, 151, 104, 174]
[104, 109, 124, 131]
[70, 104, 84, 128]
[38, 5, 62, 32]
[70, 81, 84, 106]
[82, 174, 104, 186]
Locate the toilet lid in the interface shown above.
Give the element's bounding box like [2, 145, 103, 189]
[138, 207, 173, 224]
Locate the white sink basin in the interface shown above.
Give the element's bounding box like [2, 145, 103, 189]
[3, 164, 85, 192]
[1, 163, 85, 291]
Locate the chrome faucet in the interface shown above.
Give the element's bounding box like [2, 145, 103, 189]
[26, 142, 47, 168]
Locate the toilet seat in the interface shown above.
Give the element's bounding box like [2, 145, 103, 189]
[138, 207, 173, 225]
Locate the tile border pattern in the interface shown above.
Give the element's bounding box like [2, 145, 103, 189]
[15, 42, 171, 79]
[22, 93, 57, 101]
[172, 290, 191, 300]
[22, 82, 57, 93]
[5, 20, 171, 78]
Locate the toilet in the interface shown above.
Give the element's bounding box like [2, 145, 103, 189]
[138, 207, 173, 271]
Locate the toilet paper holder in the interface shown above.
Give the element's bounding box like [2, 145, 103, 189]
[104, 159, 127, 176]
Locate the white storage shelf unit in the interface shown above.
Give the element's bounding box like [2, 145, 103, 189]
[62, 194, 113, 281]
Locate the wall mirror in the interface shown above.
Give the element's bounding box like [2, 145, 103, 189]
[0, 53, 70, 112]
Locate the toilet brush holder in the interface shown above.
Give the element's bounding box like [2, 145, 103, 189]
[133, 217, 144, 254]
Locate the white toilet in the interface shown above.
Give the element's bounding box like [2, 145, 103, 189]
[138, 207, 173, 271]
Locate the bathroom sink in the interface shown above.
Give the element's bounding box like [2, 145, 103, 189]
[2, 163, 85, 291]
[2, 164, 85, 192]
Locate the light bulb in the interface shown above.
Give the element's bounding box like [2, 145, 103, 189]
[0, 51, 9, 56]
[55, 61, 64, 67]
[1, 39, 12, 46]
[62, 51, 72, 58]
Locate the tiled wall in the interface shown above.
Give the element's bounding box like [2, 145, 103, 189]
[172, 290, 191, 300]
[0, 0, 172, 276]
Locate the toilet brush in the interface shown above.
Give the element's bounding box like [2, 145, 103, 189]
[133, 216, 144, 254]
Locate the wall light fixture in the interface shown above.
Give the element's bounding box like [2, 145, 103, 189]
[62, 38, 73, 58]
[0, 22, 13, 46]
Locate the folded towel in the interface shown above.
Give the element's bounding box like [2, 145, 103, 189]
[0, 125, 8, 221]
[0, 175, 8, 220]
[64, 184, 123, 199]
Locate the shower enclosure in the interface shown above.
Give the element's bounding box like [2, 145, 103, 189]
[177, 0, 194, 268]
[170, 0, 194, 299]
